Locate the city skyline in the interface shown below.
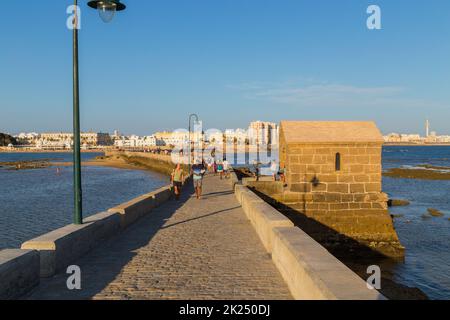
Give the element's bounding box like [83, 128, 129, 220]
[9, 118, 450, 149]
[7, 118, 449, 137]
[1, 1, 450, 135]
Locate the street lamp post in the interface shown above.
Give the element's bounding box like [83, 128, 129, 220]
[72, 0, 82, 225]
[188, 114, 199, 173]
[201, 130, 205, 162]
[72, 0, 126, 225]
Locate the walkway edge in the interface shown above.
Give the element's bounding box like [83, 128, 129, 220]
[235, 184, 386, 300]
[19, 183, 178, 280]
[0, 249, 40, 299]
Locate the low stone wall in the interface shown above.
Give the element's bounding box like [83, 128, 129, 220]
[236, 185, 294, 252]
[21, 184, 176, 279]
[242, 176, 275, 185]
[0, 156, 187, 298]
[229, 167, 240, 189]
[235, 185, 386, 300]
[272, 227, 385, 300]
[242, 177, 284, 194]
[108, 186, 173, 228]
[22, 211, 121, 278]
[246, 180, 404, 258]
[0, 249, 40, 299]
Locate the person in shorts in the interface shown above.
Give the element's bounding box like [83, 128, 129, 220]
[223, 159, 230, 179]
[171, 163, 185, 200]
[270, 160, 279, 181]
[213, 161, 217, 174]
[217, 161, 224, 180]
[192, 160, 205, 199]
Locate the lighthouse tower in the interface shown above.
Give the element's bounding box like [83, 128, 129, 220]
[425, 119, 430, 137]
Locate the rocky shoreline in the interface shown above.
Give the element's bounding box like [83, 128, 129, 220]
[0, 154, 176, 177]
[0, 159, 54, 170]
[384, 165, 450, 180]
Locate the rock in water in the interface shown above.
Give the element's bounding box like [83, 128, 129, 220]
[388, 199, 410, 207]
[427, 208, 444, 217]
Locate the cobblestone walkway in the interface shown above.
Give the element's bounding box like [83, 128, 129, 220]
[26, 174, 292, 300]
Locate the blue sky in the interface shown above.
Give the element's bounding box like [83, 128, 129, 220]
[0, 0, 449, 135]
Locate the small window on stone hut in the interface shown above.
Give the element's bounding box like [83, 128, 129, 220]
[335, 153, 341, 171]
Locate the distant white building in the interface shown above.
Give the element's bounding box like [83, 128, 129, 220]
[153, 131, 190, 147]
[248, 121, 279, 145]
[35, 132, 112, 149]
[114, 135, 158, 148]
[15, 132, 40, 145]
[383, 131, 450, 144]
[384, 133, 423, 143]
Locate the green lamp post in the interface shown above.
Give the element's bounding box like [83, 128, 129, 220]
[72, 0, 127, 225]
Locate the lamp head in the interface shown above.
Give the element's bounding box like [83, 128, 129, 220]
[87, 0, 126, 23]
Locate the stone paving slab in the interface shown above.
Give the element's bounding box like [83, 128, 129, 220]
[25, 174, 292, 300]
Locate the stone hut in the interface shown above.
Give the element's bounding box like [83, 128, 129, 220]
[274, 121, 403, 257]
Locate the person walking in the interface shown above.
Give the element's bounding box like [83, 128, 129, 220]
[270, 160, 279, 181]
[223, 158, 230, 179]
[207, 158, 213, 173]
[253, 161, 260, 182]
[217, 161, 224, 180]
[171, 163, 185, 200]
[192, 160, 205, 200]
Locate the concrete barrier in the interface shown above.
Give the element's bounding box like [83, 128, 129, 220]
[229, 168, 240, 190]
[236, 186, 386, 300]
[235, 184, 252, 205]
[21, 184, 176, 278]
[242, 176, 274, 186]
[108, 186, 173, 228]
[241, 190, 266, 218]
[272, 227, 386, 300]
[22, 211, 121, 277]
[246, 202, 294, 252]
[0, 249, 40, 299]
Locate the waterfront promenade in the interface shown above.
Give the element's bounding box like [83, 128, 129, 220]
[24, 174, 292, 300]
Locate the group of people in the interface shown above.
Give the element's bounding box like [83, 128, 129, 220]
[206, 159, 230, 180]
[171, 158, 229, 201]
[171, 159, 285, 201]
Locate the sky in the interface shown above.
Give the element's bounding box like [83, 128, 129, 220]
[0, 0, 449, 136]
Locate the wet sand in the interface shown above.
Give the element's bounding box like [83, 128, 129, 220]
[52, 154, 178, 177]
[51, 157, 148, 172]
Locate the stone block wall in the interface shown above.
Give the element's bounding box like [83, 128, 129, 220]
[269, 140, 403, 257]
[280, 142, 388, 212]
